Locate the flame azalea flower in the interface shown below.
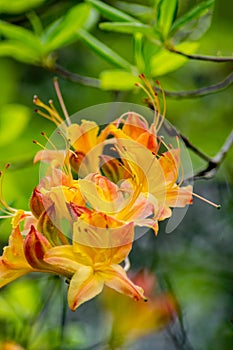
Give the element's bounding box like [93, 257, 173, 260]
[44, 215, 146, 311]
[101, 271, 178, 348]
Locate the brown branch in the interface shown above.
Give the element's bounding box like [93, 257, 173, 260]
[180, 134, 211, 163]
[49, 64, 233, 98]
[168, 47, 233, 62]
[154, 71, 233, 99]
[193, 130, 233, 179]
[50, 64, 101, 88]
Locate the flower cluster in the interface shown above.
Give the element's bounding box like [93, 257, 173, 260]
[0, 78, 194, 311]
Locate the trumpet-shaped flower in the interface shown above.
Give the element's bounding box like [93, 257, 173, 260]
[44, 214, 146, 310]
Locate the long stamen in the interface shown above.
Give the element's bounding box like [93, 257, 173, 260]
[53, 78, 71, 126]
[34, 108, 60, 126]
[141, 74, 161, 120]
[115, 111, 148, 128]
[34, 96, 63, 125]
[155, 80, 166, 131]
[135, 82, 157, 118]
[32, 139, 45, 149]
[41, 132, 57, 150]
[192, 192, 221, 209]
[136, 75, 163, 131]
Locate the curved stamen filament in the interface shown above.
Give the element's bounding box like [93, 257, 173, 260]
[115, 111, 149, 129]
[155, 80, 166, 131]
[34, 96, 63, 126]
[135, 81, 157, 120]
[41, 132, 57, 150]
[192, 192, 221, 209]
[53, 78, 71, 126]
[141, 75, 161, 122]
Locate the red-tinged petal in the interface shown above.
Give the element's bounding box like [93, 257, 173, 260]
[34, 150, 66, 165]
[102, 264, 147, 301]
[24, 226, 52, 270]
[166, 185, 193, 207]
[137, 131, 157, 152]
[122, 113, 149, 140]
[68, 266, 104, 311]
[44, 245, 92, 271]
[30, 188, 45, 218]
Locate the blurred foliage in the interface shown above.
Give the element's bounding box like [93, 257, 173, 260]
[0, 0, 217, 88]
[0, 0, 232, 349]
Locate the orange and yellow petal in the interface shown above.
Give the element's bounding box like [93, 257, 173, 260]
[67, 120, 99, 153]
[44, 245, 91, 273]
[102, 264, 147, 301]
[0, 226, 34, 287]
[166, 184, 193, 207]
[68, 266, 104, 310]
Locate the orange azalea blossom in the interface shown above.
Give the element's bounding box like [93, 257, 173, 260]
[44, 214, 147, 310]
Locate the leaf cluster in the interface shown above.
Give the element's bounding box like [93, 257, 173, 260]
[0, 0, 215, 90]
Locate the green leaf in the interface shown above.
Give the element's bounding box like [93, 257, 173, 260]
[42, 3, 92, 52]
[0, 0, 46, 14]
[0, 104, 31, 146]
[100, 70, 139, 90]
[99, 22, 153, 35]
[115, 1, 153, 21]
[157, 0, 178, 39]
[0, 20, 41, 52]
[86, 0, 136, 22]
[150, 41, 199, 76]
[77, 29, 134, 71]
[0, 41, 39, 64]
[171, 0, 214, 35]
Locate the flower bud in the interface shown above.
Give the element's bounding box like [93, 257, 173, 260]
[30, 188, 45, 219]
[24, 226, 52, 270]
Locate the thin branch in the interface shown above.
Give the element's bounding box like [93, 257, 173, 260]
[51, 64, 101, 88]
[180, 134, 211, 163]
[154, 71, 233, 99]
[50, 64, 233, 99]
[168, 47, 233, 62]
[193, 130, 233, 179]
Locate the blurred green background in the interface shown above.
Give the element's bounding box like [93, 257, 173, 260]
[0, 0, 232, 349]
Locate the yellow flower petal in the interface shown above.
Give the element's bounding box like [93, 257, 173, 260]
[0, 226, 34, 288]
[102, 264, 147, 301]
[68, 266, 104, 311]
[44, 245, 91, 272]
